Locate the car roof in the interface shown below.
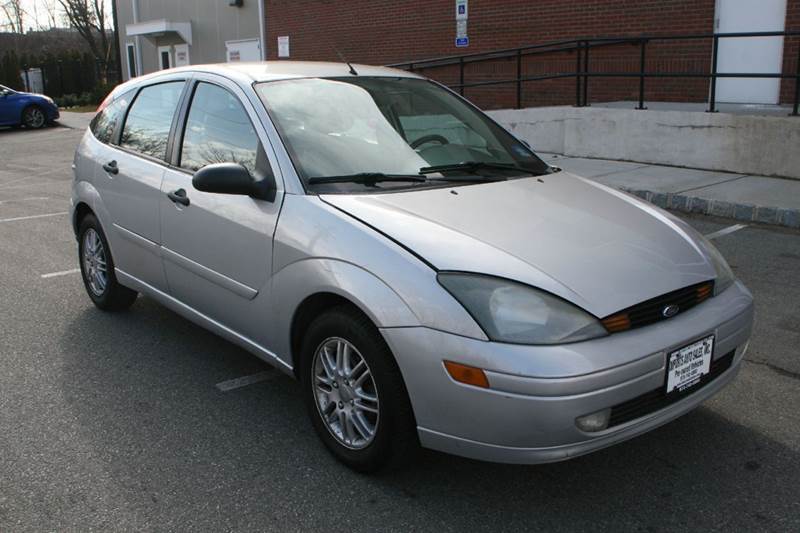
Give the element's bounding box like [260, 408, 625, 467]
[126, 61, 423, 88]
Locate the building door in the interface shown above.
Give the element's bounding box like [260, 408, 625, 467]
[158, 46, 172, 70]
[715, 0, 787, 104]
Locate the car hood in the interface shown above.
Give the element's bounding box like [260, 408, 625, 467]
[320, 172, 717, 318]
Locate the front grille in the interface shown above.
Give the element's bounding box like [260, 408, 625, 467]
[602, 281, 714, 333]
[607, 349, 735, 428]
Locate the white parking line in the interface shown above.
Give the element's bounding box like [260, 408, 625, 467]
[704, 224, 748, 241]
[0, 196, 49, 205]
[216, 369, 279, 392]
[41, 268, 81, 279]
[0, 211, 68, 223]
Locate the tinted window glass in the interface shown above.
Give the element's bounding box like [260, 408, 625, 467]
[90, 90, 134, 144]
[180, 83, 260, 174]
[120, 81, 184, 160]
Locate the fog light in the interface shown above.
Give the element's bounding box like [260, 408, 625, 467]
[575, 408, 611, 432]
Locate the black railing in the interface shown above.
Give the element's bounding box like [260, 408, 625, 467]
[387, 31, 800, 116]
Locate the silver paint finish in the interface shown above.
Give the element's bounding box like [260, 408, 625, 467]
[71, 62, 755, 465]
[320, 173, 718, 319]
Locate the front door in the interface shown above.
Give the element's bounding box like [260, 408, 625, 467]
[95, 79, 186, 291]
[715, 0, 787, 104]
[159, 76, 283, 342]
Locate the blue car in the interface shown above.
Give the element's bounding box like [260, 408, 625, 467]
[0, 84, 60, 129]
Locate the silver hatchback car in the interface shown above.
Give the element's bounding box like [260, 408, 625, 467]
[71, 62, 753, 472]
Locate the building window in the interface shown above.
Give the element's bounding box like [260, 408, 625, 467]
[126, 43, 137, 78]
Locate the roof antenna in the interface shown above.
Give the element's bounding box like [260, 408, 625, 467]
[336, 49, 359, 76]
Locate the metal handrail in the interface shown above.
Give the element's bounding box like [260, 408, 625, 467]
[387, 31, 800, 115]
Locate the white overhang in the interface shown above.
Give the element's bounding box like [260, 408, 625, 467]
[126, 19, 192, 46]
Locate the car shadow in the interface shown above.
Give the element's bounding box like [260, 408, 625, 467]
[58, 298, 798, 531]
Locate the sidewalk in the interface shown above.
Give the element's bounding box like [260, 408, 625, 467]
[540, 153, 800, 229]
[57, 111, 94, 131]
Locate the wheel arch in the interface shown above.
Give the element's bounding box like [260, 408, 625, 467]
[270, 258, 421, 378]
[73, 201, 94, 237]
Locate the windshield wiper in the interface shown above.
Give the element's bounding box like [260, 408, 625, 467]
[418, 161, 533, 176]
[307, 173, 427, 186]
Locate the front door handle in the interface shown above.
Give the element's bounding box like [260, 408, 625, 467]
[102, 160, 118, 174]
[167, 188, 190, 206]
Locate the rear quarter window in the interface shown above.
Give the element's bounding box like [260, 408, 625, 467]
[90, 90, 134, 144]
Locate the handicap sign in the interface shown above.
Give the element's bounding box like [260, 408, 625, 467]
[456, 37, 469, 47]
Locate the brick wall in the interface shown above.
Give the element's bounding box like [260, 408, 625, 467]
[264, 0, 798, 110]
[781, 0, 800, 108]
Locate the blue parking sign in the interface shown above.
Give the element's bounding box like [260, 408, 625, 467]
[456, 37, 469, 47]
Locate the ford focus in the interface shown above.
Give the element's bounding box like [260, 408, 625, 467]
[70, 62, 753, 472]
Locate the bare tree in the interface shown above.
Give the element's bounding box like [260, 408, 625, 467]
[0, 0, 25, 33]
[57, 0, 111, 79]
[39, 0, 61, 29]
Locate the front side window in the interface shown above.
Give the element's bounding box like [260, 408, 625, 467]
[180, 82, 260, 175]
[255, 77, 549, 192]
[90, 90, 134, 144]
[120, 81, 184, 160]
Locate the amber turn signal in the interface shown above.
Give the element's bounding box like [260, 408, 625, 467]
[696, 282, 713, 302]
[443, 360, 490, 388]
[601, 312, 631, 333]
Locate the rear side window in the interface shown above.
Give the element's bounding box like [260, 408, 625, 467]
[120, 81, 185, 160]
[180, 82, 260, 174]
[90, 91, 133, 144]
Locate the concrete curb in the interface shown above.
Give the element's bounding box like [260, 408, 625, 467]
[621, 188, 800, 229]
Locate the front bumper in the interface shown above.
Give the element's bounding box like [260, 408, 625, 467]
[381, 280, 753, 464]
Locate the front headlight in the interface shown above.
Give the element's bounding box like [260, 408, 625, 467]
[438, 273, 608, 345]
[695, 233, 735, 295]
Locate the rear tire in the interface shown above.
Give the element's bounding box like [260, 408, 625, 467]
[300, 306, 418, 473]
[22, 105, 46, 129]
[78, 214, 138, 311]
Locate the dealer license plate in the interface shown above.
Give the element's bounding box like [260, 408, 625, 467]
[666, 335, 714, 394]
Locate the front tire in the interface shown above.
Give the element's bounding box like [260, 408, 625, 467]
[78, 214, 138, 311]
[22, 105, 46, 129]
[300, 306, 418, 472]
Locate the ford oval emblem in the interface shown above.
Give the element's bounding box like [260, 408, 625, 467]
[662, 304, 680, 318]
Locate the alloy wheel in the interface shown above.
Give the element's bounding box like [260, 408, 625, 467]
[25, 107, 45, 128]
[312, 337, 380, 449]
[82, 228, 108, 296]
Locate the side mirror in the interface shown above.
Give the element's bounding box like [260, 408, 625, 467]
[192, 162, 276, 202]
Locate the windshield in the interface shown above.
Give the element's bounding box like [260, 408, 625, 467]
[255, 77, 550, 193]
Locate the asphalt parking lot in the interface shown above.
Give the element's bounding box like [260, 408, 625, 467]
[1, 122, 799, 532]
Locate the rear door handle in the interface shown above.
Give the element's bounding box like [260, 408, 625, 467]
[167, 188, 190, 206]
[102, 160, 118, 174]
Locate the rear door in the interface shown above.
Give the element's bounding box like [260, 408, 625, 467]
[158, 74, 284, 341]
[94, 77, 187, 291]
